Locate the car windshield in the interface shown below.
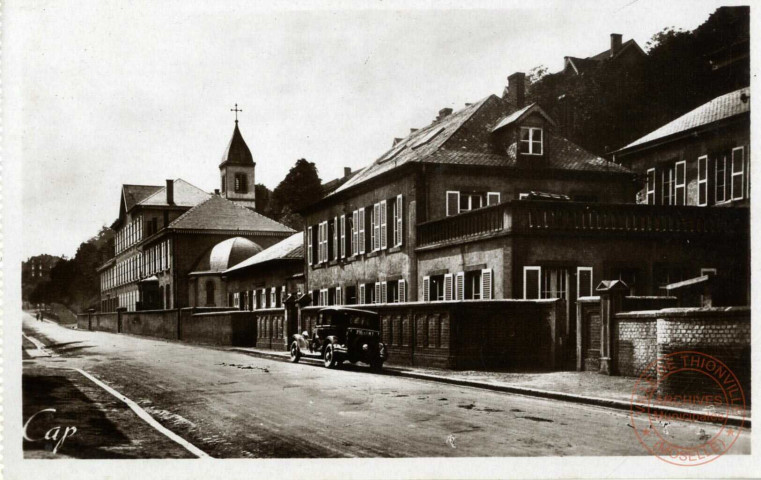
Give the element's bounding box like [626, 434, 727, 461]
[346, 313, 379, 330]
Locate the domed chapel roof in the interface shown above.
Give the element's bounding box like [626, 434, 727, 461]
[193, 237, 263, 273]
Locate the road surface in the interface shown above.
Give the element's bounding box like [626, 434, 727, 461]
[21, 313, 751, 459]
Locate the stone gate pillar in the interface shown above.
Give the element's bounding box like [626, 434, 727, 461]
[596, 280, 629, 375]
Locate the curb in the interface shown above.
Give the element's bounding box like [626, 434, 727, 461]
[230, 347, 750, 428]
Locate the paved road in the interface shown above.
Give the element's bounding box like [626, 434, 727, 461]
[21, 313, 751, 459]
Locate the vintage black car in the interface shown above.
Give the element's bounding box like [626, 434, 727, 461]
[289, 307, 388, 370]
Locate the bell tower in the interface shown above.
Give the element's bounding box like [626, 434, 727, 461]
[219, 104, 256, 209]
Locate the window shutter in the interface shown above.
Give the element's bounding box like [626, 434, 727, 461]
[444, 274, 453, 301]
[398, 279, 406, 303]
[358, 208, 366, 254]
[351, 211, 358, 255]
[271, 288, 277, 307]
[396, 194, 403, 246]
[339, 215, 346, 258]
[380, 281, 387, 304]
[380, 200, 388, 249]
[481, 269, 493, 300]
[359, 284, 366, 305]
[455, 272, 465, 300]
[487, 192, 501, 206]
[374, 282, 381, 304]
[423, 276, 430, 302]
[234, 292, 240, 308]
[446, 191, 460, 216]
[307, 227, 313, 265]
[372, 203, 380, 251]
[336, 286, 342, 305]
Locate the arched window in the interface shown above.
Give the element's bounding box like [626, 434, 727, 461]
[206, 281, 215, 306]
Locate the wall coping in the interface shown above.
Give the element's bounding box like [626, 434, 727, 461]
[616, 306, 750, 320]
[625, 296, 677, 300]
[253, 308, 286, 314]
[191, 310, 251, 317]
[301, 299, 562, 312]
[577, 296, 600, 303]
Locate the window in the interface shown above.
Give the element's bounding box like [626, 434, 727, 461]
[424, 275, 445, 302]
[379, 200, 388, 250]
[446, 191, 500, 216]
[520, 127, 543, 155]
[221, 175, 226, 193]
[358, 208, 366, 254]
[358, 284, 366, 304]
[234, 173, 247, 193]
[674, 161, 686, 205]
[307, 227, 313, 265]
[339, 215, 346, 258]
[715, 155, 728, 203]
[345, 285, 357, 305]
[697, 156, 708, 206]
[731, 147, 744, 201]
[351, 210, 359, 256]
[392, 194, 404, 247]
[662, 165, 675, 205]
[541, 268, 568, 299]
[371, 204, 380, 251]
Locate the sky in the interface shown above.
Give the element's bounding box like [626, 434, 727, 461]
[8, 0, 734, 259]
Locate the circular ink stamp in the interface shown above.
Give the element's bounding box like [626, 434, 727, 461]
[630, 351, 746, 466]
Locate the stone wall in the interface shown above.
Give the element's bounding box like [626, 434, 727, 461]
[90, 312, 119, 333]
[300, 299, 562, 369]
[121, 309, 179, 340]
[180, 311, 256, 347]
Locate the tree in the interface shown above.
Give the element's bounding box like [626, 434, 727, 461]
[254, 183, 272, 216]
[271, 158, 322, 229]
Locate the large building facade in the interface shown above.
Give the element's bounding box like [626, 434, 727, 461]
[98, 122, 293, 312]
[300, 73, 640, 307]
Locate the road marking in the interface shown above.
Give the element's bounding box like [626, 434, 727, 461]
[72, 368, 211, 458]
[22, 333, 53, 357]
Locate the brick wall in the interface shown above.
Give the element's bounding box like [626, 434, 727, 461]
[300, 299, 561, 369]
[614, 315, 657, 377]
[614, 306, 750, 402]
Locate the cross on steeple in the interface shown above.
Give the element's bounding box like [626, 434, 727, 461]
[231, 103, 242, 123]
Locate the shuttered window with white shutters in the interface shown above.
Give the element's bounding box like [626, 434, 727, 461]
[398, 279, 406, 303]
[455, 272, 465, 300]
[358, 208, 366, 254]
[444, 274, 453, 301]
[481, 269, 493, 300]
[423, 276, 430, 302]
[380, 200, 388, 250]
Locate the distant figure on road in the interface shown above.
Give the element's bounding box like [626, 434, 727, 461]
[37, 311, 42, 322]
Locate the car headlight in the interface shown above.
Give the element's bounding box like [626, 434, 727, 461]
[362, 344, 369, 351]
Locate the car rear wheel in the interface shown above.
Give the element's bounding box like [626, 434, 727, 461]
[324, 344, 338, 369]
[289, 342, 301, 363]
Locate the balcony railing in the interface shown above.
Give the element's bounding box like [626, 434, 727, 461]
[416, 201, 748, 249]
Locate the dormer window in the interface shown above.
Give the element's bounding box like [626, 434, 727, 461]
[520, 127, 543, 155]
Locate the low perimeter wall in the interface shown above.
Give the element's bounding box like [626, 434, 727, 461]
[615, 307, 750, 402]
[301, 300, 563, 370]
[180, 311, 257, 347]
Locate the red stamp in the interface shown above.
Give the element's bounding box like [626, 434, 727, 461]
[630, 351, 747, 466]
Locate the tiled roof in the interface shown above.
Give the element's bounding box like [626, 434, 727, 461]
[424, 135, 631, 173]
[220, 122, 254, 167]
[492, 103, 556, 132]
[224, 232, 303, 274]
[588, 38, 640, 61]
[123, 184, 163, 211]
[326, 93, 630, 198]
[169, 194, 295, 232]
[138, 179, 210, 207]
[619, 87, 750, 151]
[332, 96, 493, 195]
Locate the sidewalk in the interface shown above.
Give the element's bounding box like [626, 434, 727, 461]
[231, 346, 751, 427]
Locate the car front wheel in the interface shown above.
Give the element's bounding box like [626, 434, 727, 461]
[324, 344, 338, 369]
[289, 341, 301, 363]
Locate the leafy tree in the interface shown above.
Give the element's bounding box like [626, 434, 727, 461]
[271, 158, 322, 229]
[254, 183, 272, 216]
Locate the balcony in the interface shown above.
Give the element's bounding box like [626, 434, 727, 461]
[416, 201, 749, 250]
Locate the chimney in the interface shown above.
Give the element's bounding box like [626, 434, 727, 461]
[344, 167, 352, 177]
[610, 33, 622, 57]
[436, 107, 453, 121]
[393, 137, 403, 147]
[506, 72, 526, 109]
[214, 189, 220, 195]
[166, 179, 174, 205]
